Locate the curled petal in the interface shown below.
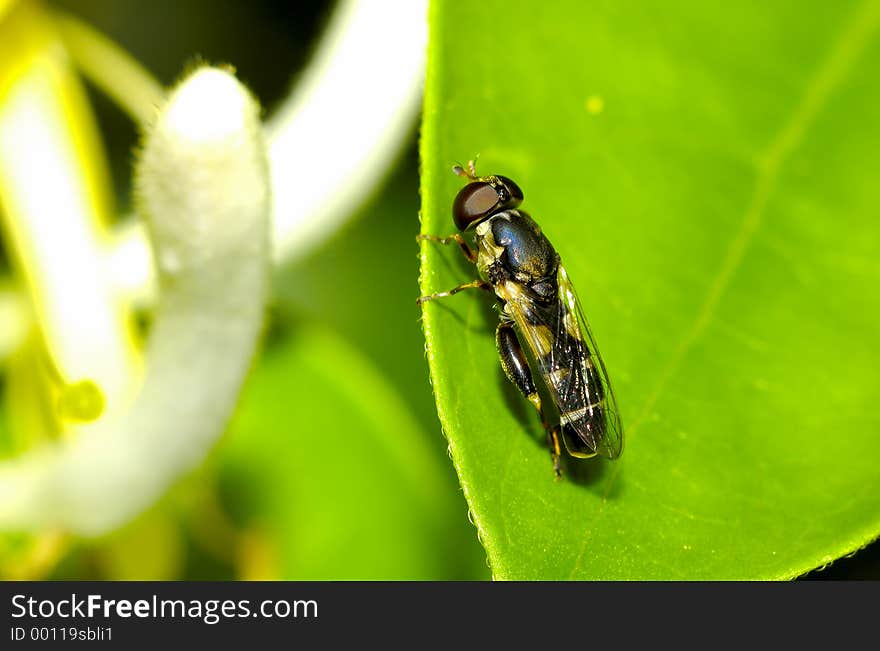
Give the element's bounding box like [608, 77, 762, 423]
[0, 1, 140, 417]
[0, 0, 428, 358]
[267, 0, 428, 262]
[0, 66, 270, 534]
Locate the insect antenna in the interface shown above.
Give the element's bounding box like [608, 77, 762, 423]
[452, 154, 481, 180]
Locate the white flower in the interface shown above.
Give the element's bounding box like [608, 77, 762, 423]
[0, 0, 426, 534]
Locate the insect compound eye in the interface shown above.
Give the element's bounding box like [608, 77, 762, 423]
[453, 181, 502, 230]
[494, 176, 524, 208]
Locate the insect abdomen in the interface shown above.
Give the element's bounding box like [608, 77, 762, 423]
[547, 345, 607, 458]
[560, 407, 607, 458]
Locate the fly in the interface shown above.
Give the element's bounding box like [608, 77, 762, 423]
[418, 160, 623, 478]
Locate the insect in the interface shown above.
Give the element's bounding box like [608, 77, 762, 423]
[417, 160, 623, 477]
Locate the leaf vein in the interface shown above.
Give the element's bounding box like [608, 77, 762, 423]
[628, 0, 880, 439]
[567, 0, 880, 579]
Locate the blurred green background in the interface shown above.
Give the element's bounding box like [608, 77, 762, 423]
[0, 0, 876, 579]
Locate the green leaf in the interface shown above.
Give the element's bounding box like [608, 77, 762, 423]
[420, 0, 880, 579]
[219, 322, 479, 580]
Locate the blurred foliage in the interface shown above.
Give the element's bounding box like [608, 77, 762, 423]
[420, 0, 880, 578]
[276, 149, 438, 428]
[0, 0, 487, 580]
[218, 151, 487, 579]
[220, 322, 474, 579]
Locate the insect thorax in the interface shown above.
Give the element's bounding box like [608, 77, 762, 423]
[475, 210, 560, 298]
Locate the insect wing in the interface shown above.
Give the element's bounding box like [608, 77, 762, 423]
[505, 265, 623, 459]
[555, 265, 623, 458]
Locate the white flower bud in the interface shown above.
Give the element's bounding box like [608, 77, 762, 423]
[0, 66, 271, 534]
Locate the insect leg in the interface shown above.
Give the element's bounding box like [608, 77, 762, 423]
[416, 233, 477, 263]
[496, 322, 563, 479]
[416, 279, 491, 305]
[547, 426, 563, 480]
